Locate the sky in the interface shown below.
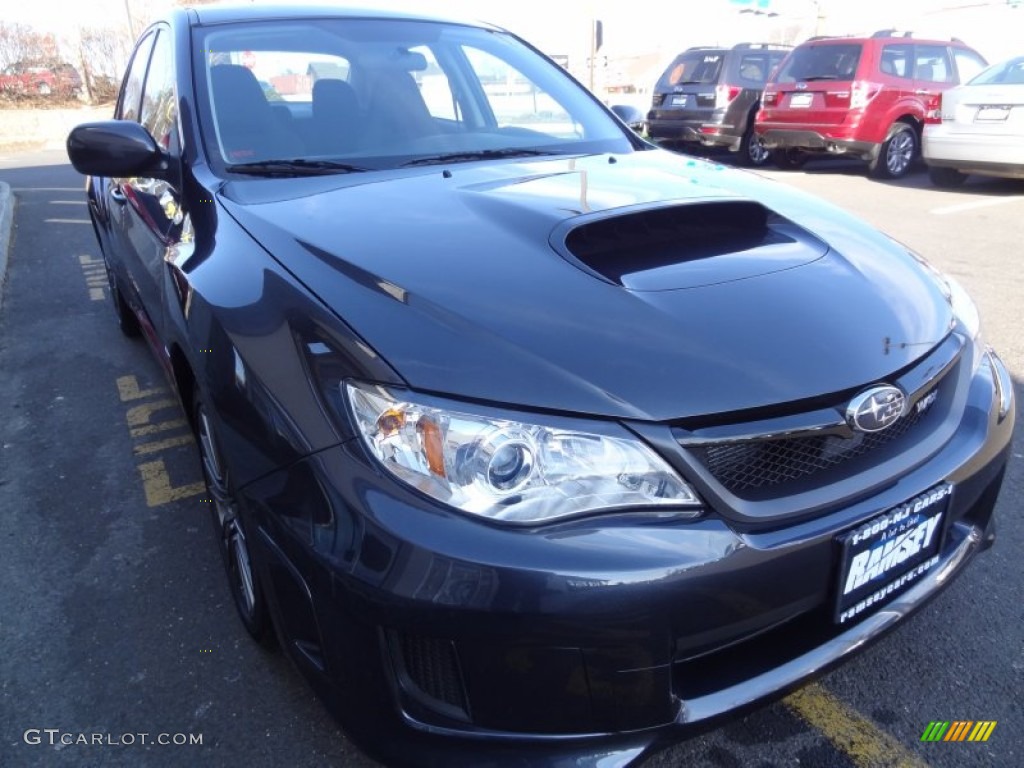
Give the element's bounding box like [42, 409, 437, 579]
[5, 0, 1021, 64]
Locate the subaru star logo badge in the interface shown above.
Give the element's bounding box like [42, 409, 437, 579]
[846, 386, 905, 433]
[796, 82, 808, 90]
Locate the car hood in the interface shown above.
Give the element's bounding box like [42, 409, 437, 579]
[219, 151, 953, 421]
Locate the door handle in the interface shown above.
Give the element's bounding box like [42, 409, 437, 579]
[109, 182, 127, 204]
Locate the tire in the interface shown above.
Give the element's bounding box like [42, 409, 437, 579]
[195, 399, 273, 645]
[928, 165, 967, 188]
[104, 258, 140, 337]
[37, 81, 51, 96]
[869, 121, 917, 179]
[771, 148, 807, 170]
[738, 124, 771, 167]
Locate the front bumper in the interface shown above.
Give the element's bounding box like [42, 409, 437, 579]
[241, 349, 1013, 766]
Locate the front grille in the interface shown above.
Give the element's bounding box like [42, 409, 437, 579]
[690, 394, 931, 493]
[389, 631, 469, 719]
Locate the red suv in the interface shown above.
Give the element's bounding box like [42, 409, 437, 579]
[756, 32, 987, 178]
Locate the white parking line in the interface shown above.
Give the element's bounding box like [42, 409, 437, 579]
[930, 196, 1024, 215]
[12, 187, 82, 192]
[44, 218, 91, 224]
[49, 200, 87, 205]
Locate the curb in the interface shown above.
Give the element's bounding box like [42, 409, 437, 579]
[0, 181, 13, 311]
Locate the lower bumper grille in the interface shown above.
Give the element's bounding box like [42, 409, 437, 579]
[387, 630, 469, 721]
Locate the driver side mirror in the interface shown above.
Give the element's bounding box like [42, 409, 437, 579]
[67, 120, 170, 178]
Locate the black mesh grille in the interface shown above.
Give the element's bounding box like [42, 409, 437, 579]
[395, 632, 467, 715]
[690, 398, 930, 493]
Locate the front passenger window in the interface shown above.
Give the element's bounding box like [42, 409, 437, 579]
[141, 31, 178, 151]
[117, 32, 156, 122]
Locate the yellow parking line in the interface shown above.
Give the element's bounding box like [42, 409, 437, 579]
[133, 434, 194, 455]
[116, 375, 166, 402]
[137, 460, 205, 507]
[785, 683, 930, 768]
[130, 418, 188, 438]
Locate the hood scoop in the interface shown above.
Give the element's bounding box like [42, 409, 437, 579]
[555, 200, 828, 291]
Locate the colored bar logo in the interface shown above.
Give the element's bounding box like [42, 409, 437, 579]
[921, 721, 997, 742]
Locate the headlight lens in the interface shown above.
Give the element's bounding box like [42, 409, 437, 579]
[345, 381, 701, 524]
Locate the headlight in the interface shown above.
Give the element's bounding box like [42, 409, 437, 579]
[345, 381, 701, 525]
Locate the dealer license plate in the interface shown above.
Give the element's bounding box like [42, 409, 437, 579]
[975, 106, 1010, 122]
[789, 92, 813, 108]
[834, 484, 951, 624]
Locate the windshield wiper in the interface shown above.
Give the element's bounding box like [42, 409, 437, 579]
[799, 75, 840, 81]
[401, 148, 556, 167]
[226, 158, 368, 177]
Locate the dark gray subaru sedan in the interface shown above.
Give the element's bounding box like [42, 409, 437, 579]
[66, 4, 1014, 766]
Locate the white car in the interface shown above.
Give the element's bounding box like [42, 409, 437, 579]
[924, 55, 1024, 186]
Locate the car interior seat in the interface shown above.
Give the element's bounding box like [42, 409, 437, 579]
[209, 64, 303, 162]
[311, 78, 360, 155]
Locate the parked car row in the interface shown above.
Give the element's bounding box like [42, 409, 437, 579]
[648, 32, 1023, 186]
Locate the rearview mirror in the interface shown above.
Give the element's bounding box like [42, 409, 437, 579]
[66, 121, 169, 178]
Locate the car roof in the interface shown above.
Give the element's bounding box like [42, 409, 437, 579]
[188, 3, 496, 30]
[795, 34, 967, 47]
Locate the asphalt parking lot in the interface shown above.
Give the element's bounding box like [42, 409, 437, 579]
[0, 147, 1020, 768]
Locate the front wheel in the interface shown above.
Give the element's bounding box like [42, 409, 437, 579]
[104, 259, 140, 337]
[738, 125, 771, 167]
[928, 165, 967, 188]
[869, 122, 917, 179]
[195, 399, 273, 645]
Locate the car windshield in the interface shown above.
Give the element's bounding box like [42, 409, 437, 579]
[775, 44, 862, 83]
[968, 56, 1024, 85]
[193, 18, 633, 172]
[656, 52, 724, 89]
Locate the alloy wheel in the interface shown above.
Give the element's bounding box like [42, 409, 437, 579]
[197, 407, 259, 623]
[885, 127, 915, 177]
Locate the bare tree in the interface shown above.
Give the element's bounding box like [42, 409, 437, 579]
[78, 26, 133, 103]
[0, 22, 48, 70]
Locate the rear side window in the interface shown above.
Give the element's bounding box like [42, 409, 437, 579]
[953, 49, 988, 83]
[735, 53, 770, 84]
[775, 44, 862, 83]
[914, 45, 952, 83]
[657, 52, 723, 88]
[879, 44, 913, 79]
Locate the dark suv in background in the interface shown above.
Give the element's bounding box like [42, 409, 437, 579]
[756, 31, 987, 178]
[647, 43, 790, 166]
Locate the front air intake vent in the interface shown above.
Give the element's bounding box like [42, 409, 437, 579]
[557, 201, 827, 291]
[386, 630, 470, 722]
